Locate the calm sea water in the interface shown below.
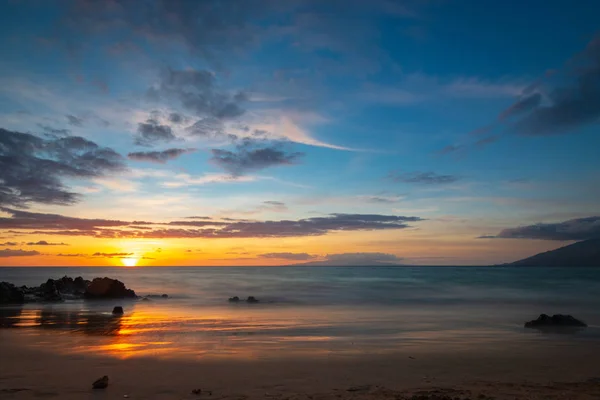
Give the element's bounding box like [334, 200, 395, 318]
[1, 266, 599, 359]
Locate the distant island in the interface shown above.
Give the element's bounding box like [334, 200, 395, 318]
[508, 238, 600, 267]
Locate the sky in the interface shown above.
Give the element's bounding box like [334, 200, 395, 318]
[0, 0, 599, 267]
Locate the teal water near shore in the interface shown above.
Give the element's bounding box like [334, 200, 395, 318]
[1, 266, 599, 359]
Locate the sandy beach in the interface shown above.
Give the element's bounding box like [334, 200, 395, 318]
[2, 330, 600, 400]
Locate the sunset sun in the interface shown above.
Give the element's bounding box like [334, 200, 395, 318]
[121, 258, 139, 267]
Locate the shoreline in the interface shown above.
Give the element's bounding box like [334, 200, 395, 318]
[2, 330, 600, 399]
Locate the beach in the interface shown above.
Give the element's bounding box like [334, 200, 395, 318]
[2, 329, 600, 399]
[1, 266, 600, 399]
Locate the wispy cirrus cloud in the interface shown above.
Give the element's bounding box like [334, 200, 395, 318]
[389, 171, 460, 185]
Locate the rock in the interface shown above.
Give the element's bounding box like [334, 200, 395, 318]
[347, 385, 373, 392]
[145, 294, 169, 299]
[246, 296, 259, 303]
[0, 282, 25, 304]
[228, 296, 240, 302]
[191, 389, 212, 396]
[141, 297, 150, 302]
[92, 376, 109, 389]
[39, 279, 63, 302]
[112, 306, 124, 315]
[524, 314, 587, 328]
[52, 276, 89, 294]
[84, 278, 136, 299]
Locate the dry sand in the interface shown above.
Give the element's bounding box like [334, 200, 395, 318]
[1, 331, 599, 399]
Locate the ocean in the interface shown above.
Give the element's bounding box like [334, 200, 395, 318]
[1, 266, 599, 360]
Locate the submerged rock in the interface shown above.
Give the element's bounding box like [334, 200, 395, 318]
[524, 314, 587, 328]
[84, 278, 136, 299]
[92, 375, 109, 389]
[112, 306, 124, 315]
[145, 294, 169, 299]
[0, 282, 25, 304]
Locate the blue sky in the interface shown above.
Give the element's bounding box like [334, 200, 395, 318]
[0, 0, 599, 266]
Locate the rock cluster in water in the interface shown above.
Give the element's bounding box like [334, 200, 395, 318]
[0, 276, 138, 304]
[524, 314, 587, 328]
[228, 296, 260, 303]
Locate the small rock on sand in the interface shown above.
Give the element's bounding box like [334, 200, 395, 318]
[92, 376, 109, 389]
[112, 306, 124, 315]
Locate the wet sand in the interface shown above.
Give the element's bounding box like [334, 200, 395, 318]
[1, 330, 600, 399]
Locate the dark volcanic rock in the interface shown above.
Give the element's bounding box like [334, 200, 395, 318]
[228, 296, 240, 302]
[84, 278, 136, 299]
[145, 294, 169, 299]
[0, 282, 25, 304]
[525, 314, 587, 328]
[92, 375, 109, 389]
[246, 296, 259, 303]
[2, 276, 135, 303]
[39, 279, 63, 302]
[112, 306, 124, 315]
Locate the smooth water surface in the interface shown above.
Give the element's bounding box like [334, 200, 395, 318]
[1, 266, 599, 359]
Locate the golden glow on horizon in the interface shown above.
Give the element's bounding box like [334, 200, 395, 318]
[121, 257, 139, 267]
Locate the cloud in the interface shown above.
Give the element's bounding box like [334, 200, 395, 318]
[148, 213, 423, 238]
[211, 143, 304, 176]
[2, 210, 423, 239]
[66, 114, 84, 126]
[0, 128, 126, 208]
[361, 195, 405, 204]
[37, 124, 71, 137]
[0, 208, 137, 230]
[128, 148, 194, 164]
[389, 171, 460, 185]
[311, 252, 403, 266]
[168, 112, 187, 124]
[56, 253, 86, 257]
[63, 0, 264, 61]
[92, 252, 134, 257]
[474, 135, 499, 147]
[498, 92, 542, 120]
[26, 240, 68, 246]
[259, 252, 317, 261]
[0, 248, 40, 257]
[185, 117, 226, 138]
[442, 78, 524, 98]
[481, 216, 600, 241]
[184, 216, 212, 220]
[260, 201, 288, 212]
[436, 144, 464, 156]
[134, 119, 176, 146]
[149, 68, 246, 120]
[511, 38, 600, 136]
[0, 242, 18, 246]
[160, 173, 256, 188]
